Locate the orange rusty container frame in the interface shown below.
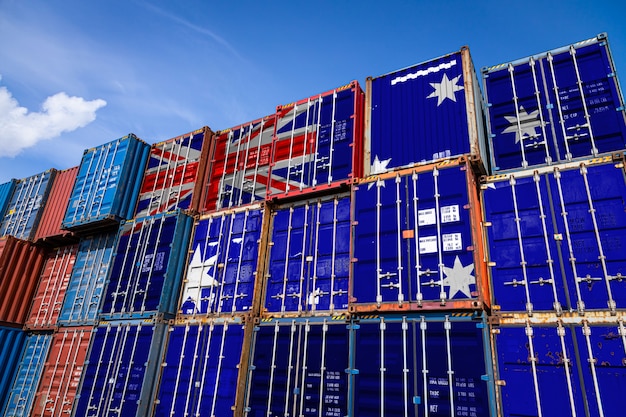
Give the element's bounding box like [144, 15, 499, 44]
[268, 81, 365, 203]
[348, 156, 491, 314]
[0, 236, 47, 326]
[34, 166, 79, 246]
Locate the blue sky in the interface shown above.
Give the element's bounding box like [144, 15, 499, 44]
[1, 0, 625, 183]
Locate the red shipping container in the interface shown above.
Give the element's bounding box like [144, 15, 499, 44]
[0, 236, 46, 326]
[31, 326, 92, 417]
[201, 115, 276, 213]
[34, 167, 79, 245]
[25, 245, 78, 330]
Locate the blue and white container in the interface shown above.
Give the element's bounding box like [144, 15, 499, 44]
[366, 47, 488, 174]
[100, 210, 193, 320]
[0, 170, 56, 241]
[2, 333, 52, 417]
[62, 134, 150, 232]
[483, 33, 626, 173]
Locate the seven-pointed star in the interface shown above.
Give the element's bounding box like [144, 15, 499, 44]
[368, 155, 392, 189]
[427, 73, 464, 106]
[442, 255, 475, 298]
[181, 244, 220, 310]
[502, 106, 542, 144]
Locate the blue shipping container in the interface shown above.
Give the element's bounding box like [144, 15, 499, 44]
[2, 333, 52, 417]
[483, 33, 626, 173]
[154, 320, 247, 417]
[493, 318, 626, 417]
[0, 326, 27, 411]
[367, 47, 488, 173]
[100, 210, 193, 320]
[264, 194, 351, 315]
[352, 159, 489, 310]
[242, 317, 350, 417]
[0, 179, 17, 224]
[58, 233, 117, 326]
[483, 156, 626, 314]
[74, 320, 167, 417]
[179, 204, 266, 317]
[62, 134, 150, 231]
[0, 170, 56, 241]
[351, 313, 496, 417]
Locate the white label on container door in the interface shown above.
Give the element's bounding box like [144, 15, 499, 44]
[419, 236, 438, 254]
[418, 209, 437, 226]
[442, 233, 462, 251]
[441, 205, 460, 223]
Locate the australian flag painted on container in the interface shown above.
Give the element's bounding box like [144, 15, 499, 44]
[369, 48, 487, 174]
[267, 81, 363, 199]
[483, 33, 626, 172]
[135, 128, 211, 218]
[203, 116, 275, 213]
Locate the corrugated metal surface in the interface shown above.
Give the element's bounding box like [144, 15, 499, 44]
[0, 179, 17, 223]
[367, 48, 488, 174]
[201, 115, 276, 213]
[2, 333, 52, 417]
[351, 158, 489, 312]
[58, 233, 117, 326]
[263, 194, 351, 316]
[0, 236, 46, 326]
[483, 155, 626, 314]
[352, 313, 496, 417]
[268, 81, 364, 200]
[25, 245, 78, 330]
[179, 203, 269, 318]
[135, 127, 213, 218]
[31, 327, 92, 417]
[0, 169, 56, 241]
[62, 134, 150, 232]
[154, 319, 250, 417]
[0, 326, 27, 411]
[34, 167, 79, 245]
[492, 316, 626, 417]
[483, 34, 626, 173]
[100, 211, 193, 320]
[73, 320, 167, 417]
[242, 316, 351, 417]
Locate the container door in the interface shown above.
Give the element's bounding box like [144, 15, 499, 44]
[155, 322, 245, 417]
[1, 171, 53, 240]
[548, 162, 626, 312]
[180, 208, 263, 316]
[265, 196, 351, 314]
[353, 165, 477, 306]
[269, 86, 356, 198]
[244, 320, 349, 417]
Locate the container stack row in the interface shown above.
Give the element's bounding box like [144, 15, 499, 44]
[0, 33, 625, 417]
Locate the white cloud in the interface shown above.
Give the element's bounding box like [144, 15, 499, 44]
[0, 83, 106, 157]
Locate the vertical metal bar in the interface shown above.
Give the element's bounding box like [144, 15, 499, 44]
[85, 324, 113, 413]
[510, 176, 534, 314]
[310, 202, 322, 312]
[237, 125, 253, 206]
[570, 46, 598, 155]
[556, 322, 578, 417]
[533, 172, 562, 313]
[52, 247, 75, 322]
[73, 147, 99, 223]
[146, 140, 166, 214]
[173, 137, 192, 209]
[285, 104, 299, 193]
[298, 321, 311, 417]
[327, 90, 338, 185]
[507, 63, 529, 168]
[329, 197, 339, 311]
[14, 335, 42, 416]
[266, 322, 280, 415]
[191, 215, 215, 314]
[37, 249, 61, 325]
[619, 319, 626, 357]
[582, 322, 605, 417]
[92, 324, 121, 413]
[420, 317, 429, 417]
[53, 329, 82, 416]
[195, 323, 216, 416]
[243, 327, 259, 417]
[206, 215, 228, 315]
[580, 165, 616, 311]
[297, 204, 310, 312]
[250, 120, 265, 202]
[444, 316, 455, 417]
[228, 128, 245, 208]
[120, 217, 156, 314]
[158, 139, 183, 212]
[280, 208, 295, 313]
[412, 172, 423, 305]
[3, 177, 27, 235]
[17, 173, 44, 238]
[45, 330, 67, 414]
[210, 324, 229, 417]
[114, 324, 142, 414]
[376, 178, 384, 306]
[402, 317, 410, 417]
[299, 99, 312, 190]
[525, 321, 544, 417]
[317, 320, 328, 417]
[231, 209, 250, 313]
[395, 174, 405, 304]
[312, 95, 323, 187]
[218, 132, 234, 211]
[554, 169, 586, 313]
[283, 321, 297, 416]
[433, 168, 446, 303]
[379, 318, 386, 417]
[529, 57, 552, 164]
[8, 175, 35, 237]
[169, 325, 190, 417]
[95, 139, 120, 219]
[109, 220, 147, 314]
[137, 215, 168, 314]
[547, 53, 574, 160]
[217, 212, 237, 315]
[101, 324, 132, 414]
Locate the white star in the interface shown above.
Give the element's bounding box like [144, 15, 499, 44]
[427, 73, 464, 106]
[181, 244, 220, 311]
[502, 106, 542, 144]
[442, 256, 475, 298]
[368, 155, 392, 190]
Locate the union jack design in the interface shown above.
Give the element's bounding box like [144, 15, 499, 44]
[135, 128, 209, 218]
